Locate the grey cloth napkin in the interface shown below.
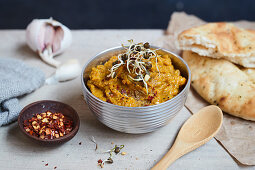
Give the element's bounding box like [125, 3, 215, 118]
[0, 58, 45, 126]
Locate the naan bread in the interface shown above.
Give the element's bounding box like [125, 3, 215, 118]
[178, 23, 255, 68]
[183, 51, 255, 121]
[242, 68, 255, 83]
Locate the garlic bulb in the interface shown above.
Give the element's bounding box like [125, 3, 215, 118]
[26, 18, 72, 67]
[45, 59, 81, 85]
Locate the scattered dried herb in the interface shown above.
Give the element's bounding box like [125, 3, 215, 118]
[98, 159, 103, 164]
[90, 136, 98, 151]
[107, 157, 113, 164]
[97, 144, 125, 168]
[98, 159, 104, 168]
[110, 145, 125, 156]
[114, 146, 120, 154]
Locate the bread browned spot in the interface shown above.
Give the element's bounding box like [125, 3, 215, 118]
[219, 96, 226, 102]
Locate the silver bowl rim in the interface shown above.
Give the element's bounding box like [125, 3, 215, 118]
[81, 46, 191, 109]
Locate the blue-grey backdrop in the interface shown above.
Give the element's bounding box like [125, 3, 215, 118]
[0, 0, 253, 29]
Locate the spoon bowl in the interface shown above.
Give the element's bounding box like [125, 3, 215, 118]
[179, 105, 223, 143]
[152, 105, 223, 170]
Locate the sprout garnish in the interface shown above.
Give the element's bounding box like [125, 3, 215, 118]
[98, 144, 125, 168]
[107, 40, 160, 94]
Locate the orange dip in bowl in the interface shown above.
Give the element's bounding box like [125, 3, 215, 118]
[87, 42, 186, 107]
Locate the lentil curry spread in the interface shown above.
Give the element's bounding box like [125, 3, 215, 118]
[87, 41, 186, 107]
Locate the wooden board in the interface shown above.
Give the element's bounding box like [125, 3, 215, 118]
[0, 30, 251, 170]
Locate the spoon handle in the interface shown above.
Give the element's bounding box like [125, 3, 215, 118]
[151, 142, 183, 170]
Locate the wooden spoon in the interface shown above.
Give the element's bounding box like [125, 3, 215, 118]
[152, 105, 223, 170]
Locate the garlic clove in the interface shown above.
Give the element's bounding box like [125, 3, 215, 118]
[45, 59, 81, 85]
[26, 18, 72, 67]
[44, 24, 55, 49]
[55, 59, 81, 82]
[26, 19, 45, 52]
[39, 46, 61, 68]
[52, 27, 63, 53]
[52, 22, 72, 56]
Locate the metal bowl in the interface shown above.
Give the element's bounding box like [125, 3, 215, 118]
[81, 46, 191, 134]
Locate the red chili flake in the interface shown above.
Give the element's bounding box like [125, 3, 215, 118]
[54, 166, 57, 169]
[148, 95, 155, 102]
[121, 89, 126, 94]
[79, 142, 82, 145]
[116, 85, 120, 90]
[23, 111, 73, 140]
[45, 163, 48, 166]
[106, 99, 112, 103]
[98, 159, 103, 164]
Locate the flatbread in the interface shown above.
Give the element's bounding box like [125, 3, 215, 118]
[177, 23, 255, 68]
[242, 68, 255, 83]
[183, 50, 255, 121]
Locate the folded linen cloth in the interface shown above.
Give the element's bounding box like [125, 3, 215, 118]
[0, 58, 45, 126]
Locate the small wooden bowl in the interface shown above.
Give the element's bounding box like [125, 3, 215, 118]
[18, 100, 80, 145]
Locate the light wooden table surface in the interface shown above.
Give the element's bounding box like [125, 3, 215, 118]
[0, 30, 253, 170]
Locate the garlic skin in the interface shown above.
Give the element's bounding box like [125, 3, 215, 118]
[45, 59, 81, 85]
[26, 18, 72, 67]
